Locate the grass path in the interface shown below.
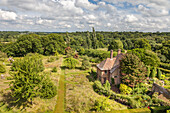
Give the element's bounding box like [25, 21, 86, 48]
[53, 57, 65, 113]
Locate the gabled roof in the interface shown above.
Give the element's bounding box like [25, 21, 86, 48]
[96, 53, 124, 71]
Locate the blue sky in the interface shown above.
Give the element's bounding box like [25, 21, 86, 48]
[0, 0, 169, 32]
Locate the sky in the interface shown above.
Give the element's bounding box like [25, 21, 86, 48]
[0, 0, 170, 32]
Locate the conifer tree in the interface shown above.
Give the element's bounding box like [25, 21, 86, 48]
[147, 66, 150, 77]
[150, 67, 156, 78]
[92, 27, 98, 49]
[86, 31, 92, 49]
[157, 68, 162, 79]
[66, 31, 70, 46]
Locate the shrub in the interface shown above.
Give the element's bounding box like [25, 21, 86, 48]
[150, 106, 170, 113]
[39, 75, 57, 99]
[0, 63, 6, 73]
[81, 56, 91, 70]
[111, 108, 151, 113]
[51, 67, 57, 72]
[119, 84, 132, 95]
[47, 56, 56, 62]
[64, 57, 79, 69]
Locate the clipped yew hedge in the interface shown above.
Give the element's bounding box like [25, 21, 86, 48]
[150, 106, 170, 113]
[107, 108, 151, 113]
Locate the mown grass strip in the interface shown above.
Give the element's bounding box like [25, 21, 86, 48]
[53, 74, 65, 113]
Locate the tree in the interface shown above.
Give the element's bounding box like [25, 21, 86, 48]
[120, 53, 147, 88]
[92, 27, 98, 49]
[64, 57, 79, 69]
[157, 68, 162, 79]
[130, 48, 160, 67]
[66, 32, 70, 46]
[150, 67, 156, 78]
[103, 80, 111, 91]
[134, 39, 151, 50]
[10, 54, 56, 106]
[86, 31, 92, 49]
[108, 39, 123, 51]
[147, 66, 150, 77]
[81, 56, 91, 70]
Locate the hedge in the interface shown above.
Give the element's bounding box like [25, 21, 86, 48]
[150, 106, 170, 113]
[160, 62, 170, 70]
[159, 67, 170, 74]
[106, 108, 151, 113]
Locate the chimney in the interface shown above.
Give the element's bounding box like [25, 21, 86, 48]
[110, 50, 113, 59]
[118, 49, 121, 55]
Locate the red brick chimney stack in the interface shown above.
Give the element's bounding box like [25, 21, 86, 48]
[110, 50, 113, 59]
[118, 49, 121, 55]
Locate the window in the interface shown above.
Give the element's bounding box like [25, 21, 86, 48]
[105, 70, 107, 74]
[114, 76, 117, 78]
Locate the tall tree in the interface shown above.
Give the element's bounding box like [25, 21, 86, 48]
[66, 32, 70, 47]
[157, 68, 162, 79]
[150, 67, 156, 78]
[86, 31, 92, 49]
[92, 27, 98, 49]
[108, 39, 123, 51]
[147, 66, 150, 77]
[120, 53, 147, 88]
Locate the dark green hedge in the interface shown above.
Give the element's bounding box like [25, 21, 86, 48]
[106, 108, 151, 113]
[150, 106, 170, 113]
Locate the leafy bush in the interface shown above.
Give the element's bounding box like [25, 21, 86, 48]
[81, 56, 91, 70]
[64, 57, 79, 69]
[39, 75, 57, 99]
[47, 56, 56, 62]
[111, 108, 151, 113]
[9, 54, 55, 107]
[119, 84, 132, 95]
[160, 62, 170, 70]
[51, 67, 57, 72]
[150, 106, 170, 113]
[93, 96, 120, 112]
[0, 63, 6, 73]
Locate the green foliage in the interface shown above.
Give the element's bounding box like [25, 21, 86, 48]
[108, 39, 123, 51]
[64, 57, 79, 69]
[93, 96, 120, 112]
[0, 51, 7, 61]
[104, 80, 111, 91]
[130, 48, 160, 67]
[147, 66, 151, 77]
[150, 106, 170, 113]
[111, 108, 151, 113]
[47, 56, 56, 62]
[39, 75, 57, 99]
[120, 53, 147, 88]
[119, 84, 132, 95]
[92, 27, 98, 49]
[134, 39, 151, 50]
[157, 68, 161, 79]
[10, 54, 56, 106]
[85, 49, 110, 61]
[150, 67, 156, 78]
[81, 56, 91, 70]
[0, 63, 6, 73]
[51, 67, 57, 72]
[160, 62, 170, 70]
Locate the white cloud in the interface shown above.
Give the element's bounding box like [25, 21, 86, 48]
[0, 9, 17, 20]
[124, 15, 138, 22]
[0, 0, 169, 32]
[75, 0, 98, 10]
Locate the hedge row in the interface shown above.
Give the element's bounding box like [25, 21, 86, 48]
[107, 108, 151, 113]
[93, 81, 170, 109]
[159, 67, 170, 74]
[160, 62, 170, 70]
[150, 106, 170, 113]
